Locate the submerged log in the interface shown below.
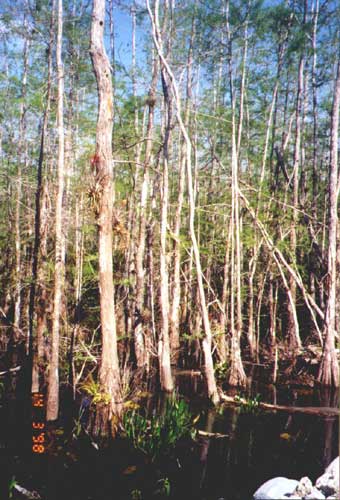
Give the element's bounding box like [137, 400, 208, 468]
[220, 392, 340, 416]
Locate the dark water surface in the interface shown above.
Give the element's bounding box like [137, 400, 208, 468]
[0, 371, 338, 500]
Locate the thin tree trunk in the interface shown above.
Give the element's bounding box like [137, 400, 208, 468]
[14, 14, 29, 339]
[226, 0, 246, 387]
[47, 0, 65, 421]
[170, 15, 195, 356]
[134, 53, 158, 368]
[317, 58, 340, 387]
[147, 0, 219, 404]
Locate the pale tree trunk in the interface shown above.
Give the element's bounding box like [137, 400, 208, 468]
[134, 52, 158, 369]
[317, 58, 340, 387]
[90, 0, 121, 433]
[158, 56, 174, 392]
[287, 41, 304, 352]
[14, 13, 29, 339]
[47, 0, 65, 421]
[147, 0, 219, 404]
[226, 0, 246, 387]
[170, 16, 195, 357]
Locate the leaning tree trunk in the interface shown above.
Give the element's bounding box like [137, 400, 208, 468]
[147, 0, 219, 404]
[47, 0, 65, 422]
[317, 58, 340, 387]
[90, 0, 121, 434]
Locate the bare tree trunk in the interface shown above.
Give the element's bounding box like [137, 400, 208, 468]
[29, 0, 55, 393]
[90, 0, 121, 434]
[287, 28, 305, 351]
[47, 0, 65, 421]
[158, 59, 174, 392]
[14, 14, 29, 339]
[134, 53, 158, 369]
[170, 16, 195, 356]
[147, 0, 219, 404]
[226, 0, 246, 387]
[317, 58, 340, 387]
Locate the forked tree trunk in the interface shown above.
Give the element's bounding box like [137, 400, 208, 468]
[90, 0, 121, 433]
[147, 0, 219, 404]
[317, 58, 340, 387]
[47, 0, 65, 421]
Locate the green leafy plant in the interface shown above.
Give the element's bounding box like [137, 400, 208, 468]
[131, 489, 142, 499]
[122, 395, 196, 461]
[155, 477, 171, 496]
[234, 393, 262, 414]
[214, 361, 229, 379]
[81, 374, 111, 405]
[9, 476, 16, 499]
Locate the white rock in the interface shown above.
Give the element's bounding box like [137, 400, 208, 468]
[253, 477, 299, 499]
[304, 486, 325, 499]
[294, 476, 313, 497]
[316, 457, 339, 497]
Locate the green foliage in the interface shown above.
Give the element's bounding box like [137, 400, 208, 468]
[81, 375, 111, 406]
[131, 490, 142, 500]
[9, 476, 16, 499]
[155, 477, 171, 497]
[122, 396, 196, 462]
[214, 361, 229, 380]
[234, 393, 262, 414]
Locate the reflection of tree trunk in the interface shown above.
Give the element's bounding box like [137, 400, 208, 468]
[199, 409, 216, 489]
[319, 388, 338, 469]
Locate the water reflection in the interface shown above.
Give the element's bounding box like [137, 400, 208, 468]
[1, 372, 338, 500]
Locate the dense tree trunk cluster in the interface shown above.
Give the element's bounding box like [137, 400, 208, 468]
[0, 0, 339, 432]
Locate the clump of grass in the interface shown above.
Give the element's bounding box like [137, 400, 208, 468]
[122, 395, 196, 462]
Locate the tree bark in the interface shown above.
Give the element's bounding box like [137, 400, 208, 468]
[317, 58, 340, 387]
[90, 0, 121, 434]
[47, 0, 65, 422]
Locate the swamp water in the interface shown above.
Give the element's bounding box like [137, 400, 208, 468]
[0, 372, 338, 500]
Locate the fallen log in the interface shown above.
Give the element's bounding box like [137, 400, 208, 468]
[220, 393, 340, 416]
[0, 365, 21, 376]
[14, 484, 41, 499]
[197, 429, 229, 439]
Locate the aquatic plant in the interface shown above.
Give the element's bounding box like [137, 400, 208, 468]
[122, 396, 196, 461]
[9, 476, 16, 499]
[234, 393, 262, 413]
[155, 477, 171, 496]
